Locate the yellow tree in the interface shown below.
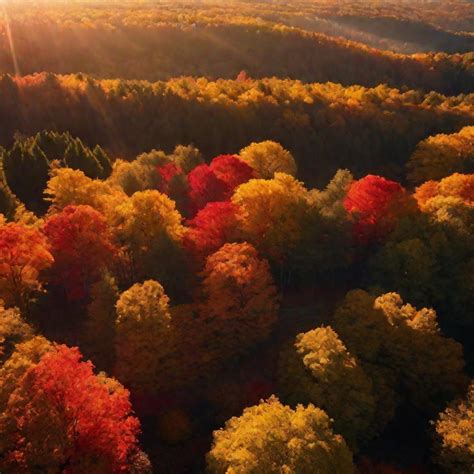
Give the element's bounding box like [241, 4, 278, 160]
[407, 126, 474, 185]
[0, 336, 53, 412]
[110, 190, 185, 284]
[206, 396, 354, 474]
[279, 326, 377, 450]
[433, 381, 474, 473]
[232, 173, 309, 260]
[239, 141, 297, 179]
[45, 168, 126, 216]
[0, 302, 33, 364]
[115, 280, 173, 393]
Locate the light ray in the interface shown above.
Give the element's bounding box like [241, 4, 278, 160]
[2, 6, 21, 76]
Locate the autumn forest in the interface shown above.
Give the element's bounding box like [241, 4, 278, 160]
[0, 1, 473, 473]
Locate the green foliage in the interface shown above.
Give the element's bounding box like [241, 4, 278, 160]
[332, 290, 467, 422]
[3, 140, 49, 211]
[84, 273, 119, 372]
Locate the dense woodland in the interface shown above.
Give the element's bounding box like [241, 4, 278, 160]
[0, 1, 473, 473]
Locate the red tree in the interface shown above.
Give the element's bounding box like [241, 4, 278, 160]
[0, 345, 141, 473]
[209, 155, 254, 194]
[187, 156, 254, 216]
[184, 201, 240, 263]
[344, 175, 411, 245]
[187, 164, 228, 216]
[43, 205, 118, 300]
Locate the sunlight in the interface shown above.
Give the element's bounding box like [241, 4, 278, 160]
[2, 6, 21, 76]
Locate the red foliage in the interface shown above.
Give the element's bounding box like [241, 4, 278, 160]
[187, 164, 228, 216]
[209, 155, 254, 193]
[3, 345, 140, 473]
[184, 201, 240, 263]
[187, 157, 254, 216]
[43, 205, 118, 300]
[157, 163, 184, 194]
[344, 175, 410, 245]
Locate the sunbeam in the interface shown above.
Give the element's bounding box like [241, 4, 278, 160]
[2, 6, 21, 76]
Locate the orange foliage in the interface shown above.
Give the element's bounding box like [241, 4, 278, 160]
[0, 222, 53, 309]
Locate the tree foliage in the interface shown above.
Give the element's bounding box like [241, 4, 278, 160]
[199, 243, 279, 359]
[43, 205, 118, 300]
[115, 280, 172, 393]
[433, 381, 474, 474]
[279, 326, 377, 450]
[407, 126, 474, 185]
[206, 396, 354, 474]
[0, 222, 53, 310]
[0, 345, 141, 473]
[239, 141, 297, 179]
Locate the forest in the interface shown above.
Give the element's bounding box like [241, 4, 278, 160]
[0, 1, 473, 473]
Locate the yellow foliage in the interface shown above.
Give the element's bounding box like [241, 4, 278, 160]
[279, 326, 377, 450]
[239, 141, 297, 179]
[206, 396, 354, 474]
[232, 173, 309, 259]
[434, 381, 474, 473]
[115, 280, 173, 392]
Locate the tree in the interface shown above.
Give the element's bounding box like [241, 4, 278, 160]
[332, 290, 466, 422]
[156, 163, 188, 213]
[0, 345, 142, 473]
[110, 190, 185, 286]
[369, 199, 474, 328]
[415, 173, 474, 211]
[2, 140, 50, 211]
[433, 381, 474, 473]
[84, 273, 119, 372]
[93, 145, 113, 179]
[45, 168, 126, 216]
[279, 326, 377, 450]
[187, 164, 228, 216]
[232, 173, 309, 261]
[199, 242, 279, 360]
[289, 170, 353, 279]
[43, 205, 118, 300]
[170, 144, 204, 174]
[344, 175, 413, 245]
[108, 149, 169, 196]
[407, 126, 474, 185]
[0, 336, 54, 417]
[184, 201, 240, 265]
[209, 154, 254, 193]
[206, 396, 354, 474]
[239, 141, 297, 179]
[0, 222, 53, 311]
[0, 302, 33, 364]
[63, 139, 103, 179]
[115, 280, 173, 393]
